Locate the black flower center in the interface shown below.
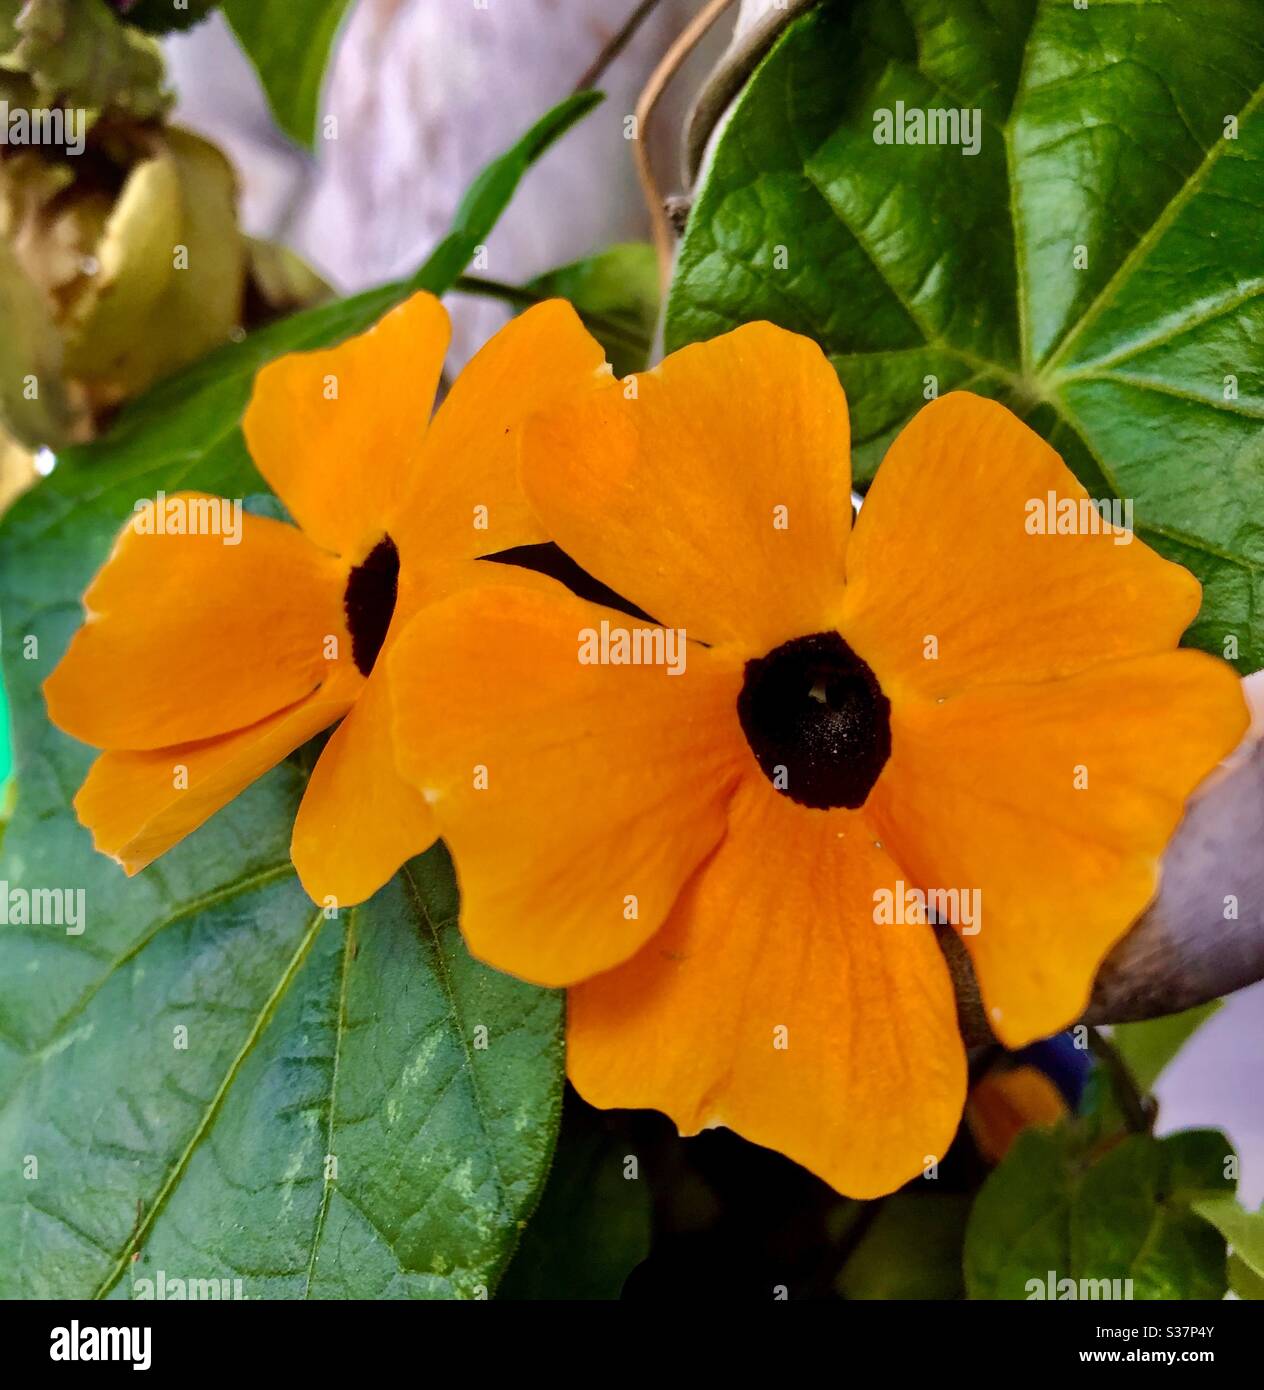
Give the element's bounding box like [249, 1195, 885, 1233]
[737, 631, 891, 810]
[344, 535, 400, 676]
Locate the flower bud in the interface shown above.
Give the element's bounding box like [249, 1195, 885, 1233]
[0, 125, 246, 445]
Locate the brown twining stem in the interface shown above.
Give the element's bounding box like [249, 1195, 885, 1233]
[634, 0, 739, 286]
[573, 0, 670, 94]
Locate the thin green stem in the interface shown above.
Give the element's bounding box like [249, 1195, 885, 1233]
[1088, 1027, 1154, 1135]
[452, 274, 647, 353]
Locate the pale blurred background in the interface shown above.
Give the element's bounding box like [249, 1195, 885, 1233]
[163, 0, 1263, 1205]
[166, 0, 722, 362]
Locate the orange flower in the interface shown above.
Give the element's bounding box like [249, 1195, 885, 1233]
[387, 322, 1248, 1197]
[44, 291, 608, 906]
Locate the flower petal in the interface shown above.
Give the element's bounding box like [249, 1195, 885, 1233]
[520, 321, 853, 653]
[291, 559, 577, 906]
[840, 393, 1202, 701]
[391, 299, 610, 563]
[388, 582, 747, 985]
[569, 775, 967, 1199]
[290, 664, 436, 909]
[242, 291, 450, 560]
[869, 650, 1249, 1046]
[45, 499, 348, 750]
[966, 1065, 1067, 1165]
[74, 671, 362, 875]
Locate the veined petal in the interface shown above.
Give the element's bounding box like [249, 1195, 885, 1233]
[868, 649, 1249, 1046]
[392, 299, 610, 564]
[242, 291, 450, 561]
[520, 321, 853, 653]
[840, 393, 1203, 703]
[74, 669, 362, 875]
[45, 498, 348, 750]
[388, 582, 747, 985]
[569, 774, 967, 1199]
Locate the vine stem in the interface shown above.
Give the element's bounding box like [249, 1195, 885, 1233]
[453, 273, 647, 354]
[573, 0, 669, 94]
[633, 0, 739, 285]
[1087, 1027, 1154, 1135]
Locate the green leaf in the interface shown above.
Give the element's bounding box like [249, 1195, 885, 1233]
[119, 0, 219, 34]
[36, 841, 561, 1300]
[223, 0, 352, 148]
[1190, 1194, 1264, 1282]
[1230, 1253, 1264, 1300]
[1072, 1131, 1233, 1300]
[837, 1194, 970, 1300]
[667, 0, 1264, 671]
[0, 663, 10, 786]
[964, 1127, 1078, 1299]
[965, 1126, 1235, 1299]
[498, 1093, 651, 1300]
[1112, 1002, 1221, 1095]
[528, 242, 660, 379]
[0, 91, 600, 1299]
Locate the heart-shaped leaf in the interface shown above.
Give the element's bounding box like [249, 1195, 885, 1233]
[964, 1126, 1235, 1299]
[0, 92, 599, 1299]
[667, 0, 1264, 670]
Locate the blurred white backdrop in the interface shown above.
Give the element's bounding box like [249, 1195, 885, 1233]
[167, 0, 720, 361]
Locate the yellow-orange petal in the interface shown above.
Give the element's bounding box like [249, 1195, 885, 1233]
[390, 299, 610, 564]
[519, 321, 853, 654]
[388, 582, 747, 985]
[242, 291, 450, 562]
[290, 558, 573, 905]
[74, 669, 362, 875]
[569, 774, 967, 1199]
[868, 650, 1249, 1047]
[45, 498, 348, 750]
[839, 393, 1202, 703]
[290, 662, 436, 908]
[966, 1065, 1068, 1165]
